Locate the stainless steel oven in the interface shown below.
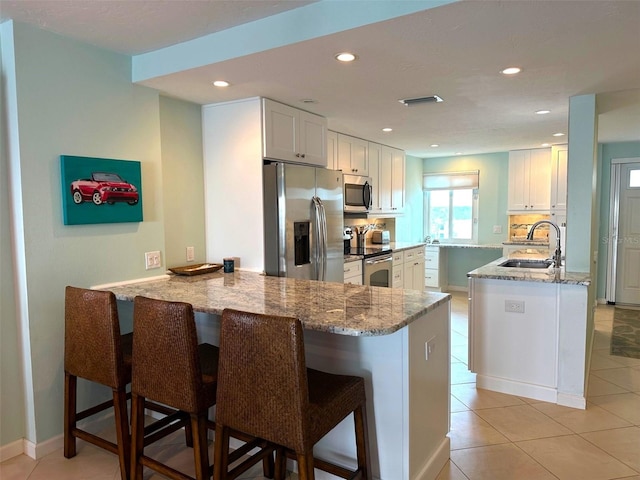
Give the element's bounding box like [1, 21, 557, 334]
[363, 250, 393, 288]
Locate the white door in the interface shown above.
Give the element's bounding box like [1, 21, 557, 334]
[615, 162, 640, 305]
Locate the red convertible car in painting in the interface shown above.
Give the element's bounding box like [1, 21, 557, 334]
[70, 172, 139, 206]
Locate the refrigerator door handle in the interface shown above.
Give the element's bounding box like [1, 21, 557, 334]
[312, 196, 328, 282]
[319, 200, 327, 281]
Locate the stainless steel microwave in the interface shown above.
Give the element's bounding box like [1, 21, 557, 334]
[343, 174, 372, 213]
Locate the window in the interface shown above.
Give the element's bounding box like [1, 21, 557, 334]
[630, 169, 640, 188]
[423, 171, 479, 243]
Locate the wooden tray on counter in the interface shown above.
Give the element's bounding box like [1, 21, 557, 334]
[169, 263, 223, 276]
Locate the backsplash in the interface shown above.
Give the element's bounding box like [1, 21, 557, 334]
[509, 214, 551, 241]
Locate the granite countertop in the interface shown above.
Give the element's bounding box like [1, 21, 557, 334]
[344, 254, 363, 263]
[426, 243, 504, 249]
[503, 240, 550, 246]
[389, 241, 425, 251]
[467, 257, 591, 286]
[105, 270, 450, 337]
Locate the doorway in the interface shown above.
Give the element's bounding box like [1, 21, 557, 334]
[606, 158, 640, 306]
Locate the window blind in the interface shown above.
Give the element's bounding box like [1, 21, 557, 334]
[423, 170, 479, 190]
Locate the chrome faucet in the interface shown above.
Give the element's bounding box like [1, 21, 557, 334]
[527, 220, 562, 268]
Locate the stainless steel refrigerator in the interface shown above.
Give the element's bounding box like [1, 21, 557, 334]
[263, 162, 344, 282]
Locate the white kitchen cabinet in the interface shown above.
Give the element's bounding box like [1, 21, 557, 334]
[327, 130, 338, 170]
[263, 98, 327, 167]
[402, 246, 425, 291]
[367, 142, 405, 214]
[550, 145, 568, 213]
[392, 251, 404, 288]
[344, 259, 363, 285]
[507, 148, 551, 213]
[367, 141, 382, 212]
[337, 133, 368, 175]
[424, 246, 447, 291]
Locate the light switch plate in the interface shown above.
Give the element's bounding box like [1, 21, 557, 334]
[493, 225, 503, 234]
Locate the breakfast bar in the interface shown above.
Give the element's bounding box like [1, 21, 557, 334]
[104, 270, 452, 480]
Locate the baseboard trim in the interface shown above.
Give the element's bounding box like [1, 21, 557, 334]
[415, 436, 450, 480]
[445, 285, 468, 293]
[476, 374, 557, 404]
[0, 439, 25, 462]
[557, 393, 587, 410]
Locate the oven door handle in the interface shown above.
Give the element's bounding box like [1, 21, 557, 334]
[365, 256, 393, 266]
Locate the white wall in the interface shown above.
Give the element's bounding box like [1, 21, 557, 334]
[0, 21, 202, 450]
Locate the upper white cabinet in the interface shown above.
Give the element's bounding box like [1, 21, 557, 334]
[367, 142, 405, 214]
[550, 145, 568, 212]
[263, 98, 327, 167]
[337, 133, 368, 175]
[507, 148, 551, 213]
[327, 130, 339, 170]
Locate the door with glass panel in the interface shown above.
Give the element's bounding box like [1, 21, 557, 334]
[608, 160, 640, 306]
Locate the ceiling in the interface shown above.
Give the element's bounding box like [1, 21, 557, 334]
[2, 0, 639, 158]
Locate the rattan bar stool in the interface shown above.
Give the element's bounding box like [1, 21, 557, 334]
[213, 309, 371, 480]
[64, 286, 189, 480]
[130, 295, 220, 480]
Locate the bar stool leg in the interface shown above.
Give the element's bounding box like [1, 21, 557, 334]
[274, 447, 287, 480]
[191, 414, 209, 480]
[296, 453, 315, 480]
[213, 426, 230, 480]
[130, 394, 146, 480]
[354, 405, 371, 479]
[113, 389, 131, 480]
[63, 373, 77, 459]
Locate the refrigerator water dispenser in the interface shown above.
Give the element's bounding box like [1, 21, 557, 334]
[294, 221, 310, 266]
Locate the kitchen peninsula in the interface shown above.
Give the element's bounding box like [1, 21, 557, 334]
[103, 270, 452, 480]
[468, 258, 591, 409]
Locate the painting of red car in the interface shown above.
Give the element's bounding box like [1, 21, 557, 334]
[70, 172, 139, 206]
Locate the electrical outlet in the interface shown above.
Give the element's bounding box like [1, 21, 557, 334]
[145, 251, 161, 270]
[505, 300, 525, 313]
[425, 336, 436, 361]
[186, 246, 195, 262]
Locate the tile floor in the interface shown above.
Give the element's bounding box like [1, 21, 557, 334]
[2, 292, 639, 480]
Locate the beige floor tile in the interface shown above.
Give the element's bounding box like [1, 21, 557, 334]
[451, 361, 476, 385]
[587, 374, 630, 397]
[451, 394, 470, 413]
[589, 393, 640, 425]
[517, 434, 637, 480]
[593, 329, 613, 349]
[451, 344, 469, 365]
[451, 384, 526, 410]
[606, 354, 640, 368]
[581, 426, 640, 473]
[436, 459, 469, 480]
[0, 454, 37, 480]
[591, 351, 633, 371]
[26, 444, 119, 480]
[449, 411, 509, 450]
[531, 401, 632, 433]
[451, 330, 468, 347]
[592, 367, 640, 392]
[474, 404, 572, 442]
[450, 443, 557, 480]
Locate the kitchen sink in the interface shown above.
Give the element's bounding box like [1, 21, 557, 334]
[498, 259, 553, 269]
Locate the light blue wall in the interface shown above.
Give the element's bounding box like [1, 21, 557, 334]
[596, 141, 640, 300]
[1, 21, 204, 447]
[422, 152, 508, 287]
[1, 24, 26, 447]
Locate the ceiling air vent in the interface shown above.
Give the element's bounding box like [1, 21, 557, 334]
[398, 95, 443, 106]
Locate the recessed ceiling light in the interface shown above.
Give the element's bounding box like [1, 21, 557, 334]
[553, 132, 565, 137]
[535, 110, 551, 115]
[500, 67, 521, 75]
[455, 152, 463, 155]
[382, 127, 393, 132]
[541, 143, 551, 147]
[213, 80, 230, 87]
[335, 52, 357, 62]
[430, 144, 439, 148]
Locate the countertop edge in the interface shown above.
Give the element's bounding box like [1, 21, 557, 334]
[467, 257, 591, 286]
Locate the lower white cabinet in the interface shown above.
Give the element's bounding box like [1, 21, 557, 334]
[424, 247, 447, 291]
[394, 246, 425, 291]
[392, 251, 404, 288]
[344, 260, 363, 285]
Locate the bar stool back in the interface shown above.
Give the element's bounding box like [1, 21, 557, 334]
[213, 308, 371, 480]
[130, 295, 218, 480]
